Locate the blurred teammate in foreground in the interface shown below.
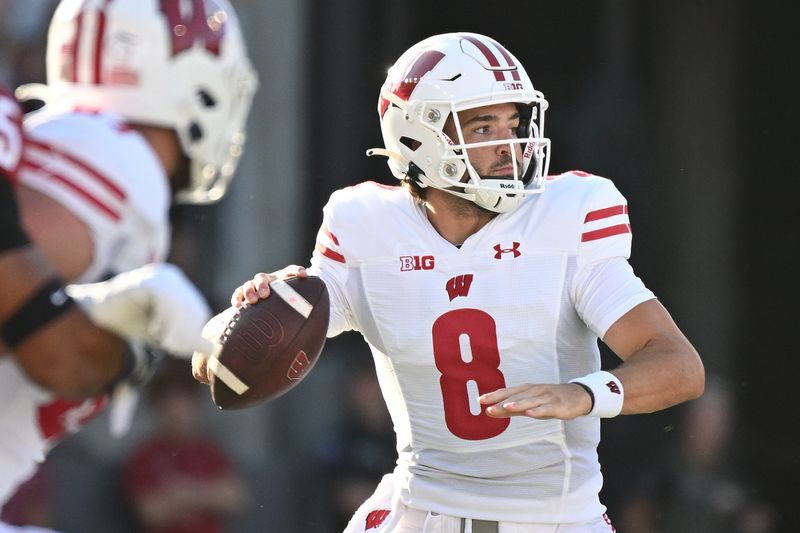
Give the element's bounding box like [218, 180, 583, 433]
[1, 1, 258, 530]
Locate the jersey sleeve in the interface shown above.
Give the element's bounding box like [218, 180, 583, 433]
[572, 178, 654, 338]
[572, 257, 655, 338]
[307, 190, 357, 337]
[19, 112, 170, 282]
[577, 178, 633, 267]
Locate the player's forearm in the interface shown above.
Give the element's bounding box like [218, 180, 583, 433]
[613, 333, 704, 414]
[1, 247, 125, 398]
[14, 310, 124, 399]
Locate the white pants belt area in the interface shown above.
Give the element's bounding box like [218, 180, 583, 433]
[407, 510, 561, 533]
[462, 519, 499, 533]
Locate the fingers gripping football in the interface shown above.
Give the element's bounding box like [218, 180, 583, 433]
[195, 266, 310, 385]
[231, 265, 308, 307]
[194, 272, 330, 409]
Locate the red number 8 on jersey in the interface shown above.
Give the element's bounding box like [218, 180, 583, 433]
[0, 86, 24, 180]
[432, 308, 510, 440]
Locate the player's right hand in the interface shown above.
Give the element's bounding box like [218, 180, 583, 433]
[193, 265, 309, 385]
[231, 265, 307, 307]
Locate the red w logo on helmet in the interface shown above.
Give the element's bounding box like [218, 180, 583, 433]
[159, 0, 227, 57]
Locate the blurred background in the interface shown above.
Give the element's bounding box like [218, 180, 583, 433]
[2, 0, 797, 531]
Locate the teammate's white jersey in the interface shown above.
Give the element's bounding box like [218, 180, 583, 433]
[308, 173, 654, 523]
[0, 110, 171, 506]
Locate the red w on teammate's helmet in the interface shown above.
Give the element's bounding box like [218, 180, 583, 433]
[369, 32, 550, 214]
[20, 0, 258, 204]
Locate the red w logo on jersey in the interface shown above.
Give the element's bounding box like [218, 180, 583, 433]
[446, 274, 474, 301]
[365, 509, 390, 530]
[159, 0, 227, 57]
[606, 381, 621, 394]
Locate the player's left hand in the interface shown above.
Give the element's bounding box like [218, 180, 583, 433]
[191, 306, 236, 385]
[479, 383, 593, 420]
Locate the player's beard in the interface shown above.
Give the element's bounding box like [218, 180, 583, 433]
[439, 188, 494, 218]
[443, 153, 521, 216]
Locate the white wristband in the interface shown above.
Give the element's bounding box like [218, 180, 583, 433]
[569, 370, 624, 418]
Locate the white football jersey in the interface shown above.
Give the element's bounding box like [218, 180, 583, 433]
[308, 172, 654, 523]
[0, 109, 171, 507]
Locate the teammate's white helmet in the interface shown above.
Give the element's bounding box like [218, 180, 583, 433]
[368, 32, 550, 213]
[37, 0, 258, 204]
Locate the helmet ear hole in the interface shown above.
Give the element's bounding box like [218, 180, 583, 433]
[399, 136, 422, 151]
[198, 89, 217, 107]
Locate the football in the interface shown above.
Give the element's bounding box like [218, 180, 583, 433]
[208, 276, 330, 410]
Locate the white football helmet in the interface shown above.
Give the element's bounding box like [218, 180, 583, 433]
[368, 32, 550, 213]
[20, 0, 258, 204]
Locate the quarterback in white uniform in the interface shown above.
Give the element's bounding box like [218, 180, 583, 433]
[0, 0, 257, 526]
[196, 32, 704, 532]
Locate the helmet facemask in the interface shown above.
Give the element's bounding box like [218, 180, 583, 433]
[174, 62, 258, 204]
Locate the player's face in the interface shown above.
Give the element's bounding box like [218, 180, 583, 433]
[444, 102, 523, 180]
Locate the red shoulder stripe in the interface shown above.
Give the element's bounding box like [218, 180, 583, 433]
[584, 204, 628, 223]
[321, 225, 340, 246]
[20, 159, 121, 221]
[315, 241, 346, 264]
[27, 139, 126, 200]
[581, 224, 631, 242]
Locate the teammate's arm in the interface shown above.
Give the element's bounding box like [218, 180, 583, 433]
[2, 179, 212, 400]
[0, 182, 124, 398]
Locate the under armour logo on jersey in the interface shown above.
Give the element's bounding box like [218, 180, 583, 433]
[493, 242, 521, 259]
[446, 274, 474, 301]
[365, 509, 391, 530]
[606, 381, 621, 394]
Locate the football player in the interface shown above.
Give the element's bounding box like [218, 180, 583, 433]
[0, 0, 257, 527]
[195, 32, 704, 532]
